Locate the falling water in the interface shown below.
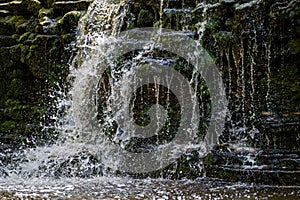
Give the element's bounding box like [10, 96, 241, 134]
[0, 0, 131, 179]
[249, 30, 257, 122]
[0, 0, 211, 178]
[195, 2, 220, 42]
[159, 0, 164, 28]
[239, 39, 246, 128]
[265, 42, 272, 113]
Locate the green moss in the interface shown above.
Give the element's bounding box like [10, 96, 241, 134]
[11, 34, 19, 41]
[213, 31, 233, 47]
[0, 0, 78, 147]
[25, 44, 39, 68]
[7, 16, 27, 27]
[4, 104, 39, 120]
[62, 33, 76, 43]
[19, 32, 31, 42]
[137, 9, 154, 27]
[205, 20, 219, 32]
[3, 15, 31, 34]
[22, 0, 41, 14]
[20, 44, 30, 63]
[0, 121, 18, 133]
[49, 46, 58, 56]
[28, 33, 36, 40]
[288, 39, 300, 54]
[153, 21, 161, 29]
[4, 99, 21, 106]
[53, 11, 82, 34]
[7, 78, 23, 99]
[127, 21, 135, 29]
[35, 24, 43, 34]
[161, 11, 183, 30]
[38, 8, 54, 19]
[203, 153, 213, 166]
[9, 45, 22, 63]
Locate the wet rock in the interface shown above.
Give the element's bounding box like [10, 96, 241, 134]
[22, 0, 41, 14]
[53, 0, 92, 17]
[0, 35, 18, 46]
[38, 151, 103, 178]
[0, 0, 41, 15]
[0, 1, 23, 15]
[205, 146, 300, 185]
[0, 167, 8, 177]
[53, 11, 82, 34]
[137, 9, 154, 27]
[0, 0, 77, 149]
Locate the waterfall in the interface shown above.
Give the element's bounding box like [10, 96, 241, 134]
[0, 0, 130, 179]
[0, 0, 228, 178]
[55, 0, 228, 175]
[265, 42, 272, 113]
[0, 0, 299, 197]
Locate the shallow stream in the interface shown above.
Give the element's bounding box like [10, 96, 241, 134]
[1, 177, 299, 199]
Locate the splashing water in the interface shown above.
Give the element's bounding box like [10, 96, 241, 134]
[0, 0, 257, 180]
[0, 0, 224, 178]
[1, 0, 299, 198]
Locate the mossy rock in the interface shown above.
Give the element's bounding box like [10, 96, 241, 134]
[0, 121, 19, 134]
[19, 32, 31, 42]
[53, 0, 91, 17]
[0, 36, 18, 47]
[22, 0, 42, 15]
[40, 0, 53, 8]
[0, 15, 38, 35]
[0, 0, 83, 149]
[38, 8, 54, 19]
[288, 38, 300, 55]
[0, 16, 27, 34]
[137, 9, 154, 27]
[53, 11, 82, 34]
[61, 33, 76, 43]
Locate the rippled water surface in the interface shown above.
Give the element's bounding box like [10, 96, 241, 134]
[1, 177, 299, 199]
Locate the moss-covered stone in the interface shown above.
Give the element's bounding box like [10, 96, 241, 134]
[0, 36, 18, 47]
[53, 11, 82, 34]
[8, 15, 27, 31]
[137, 9, 154, 27]
[22, 0, 41, 15]
[19, 32, 31, 42]
[0, 0, 82, 150]
[40, 0, 53, 8]
[38, 8, 54, 19]
[53, 0, 91, 17]
[288, 38, 300, 55]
